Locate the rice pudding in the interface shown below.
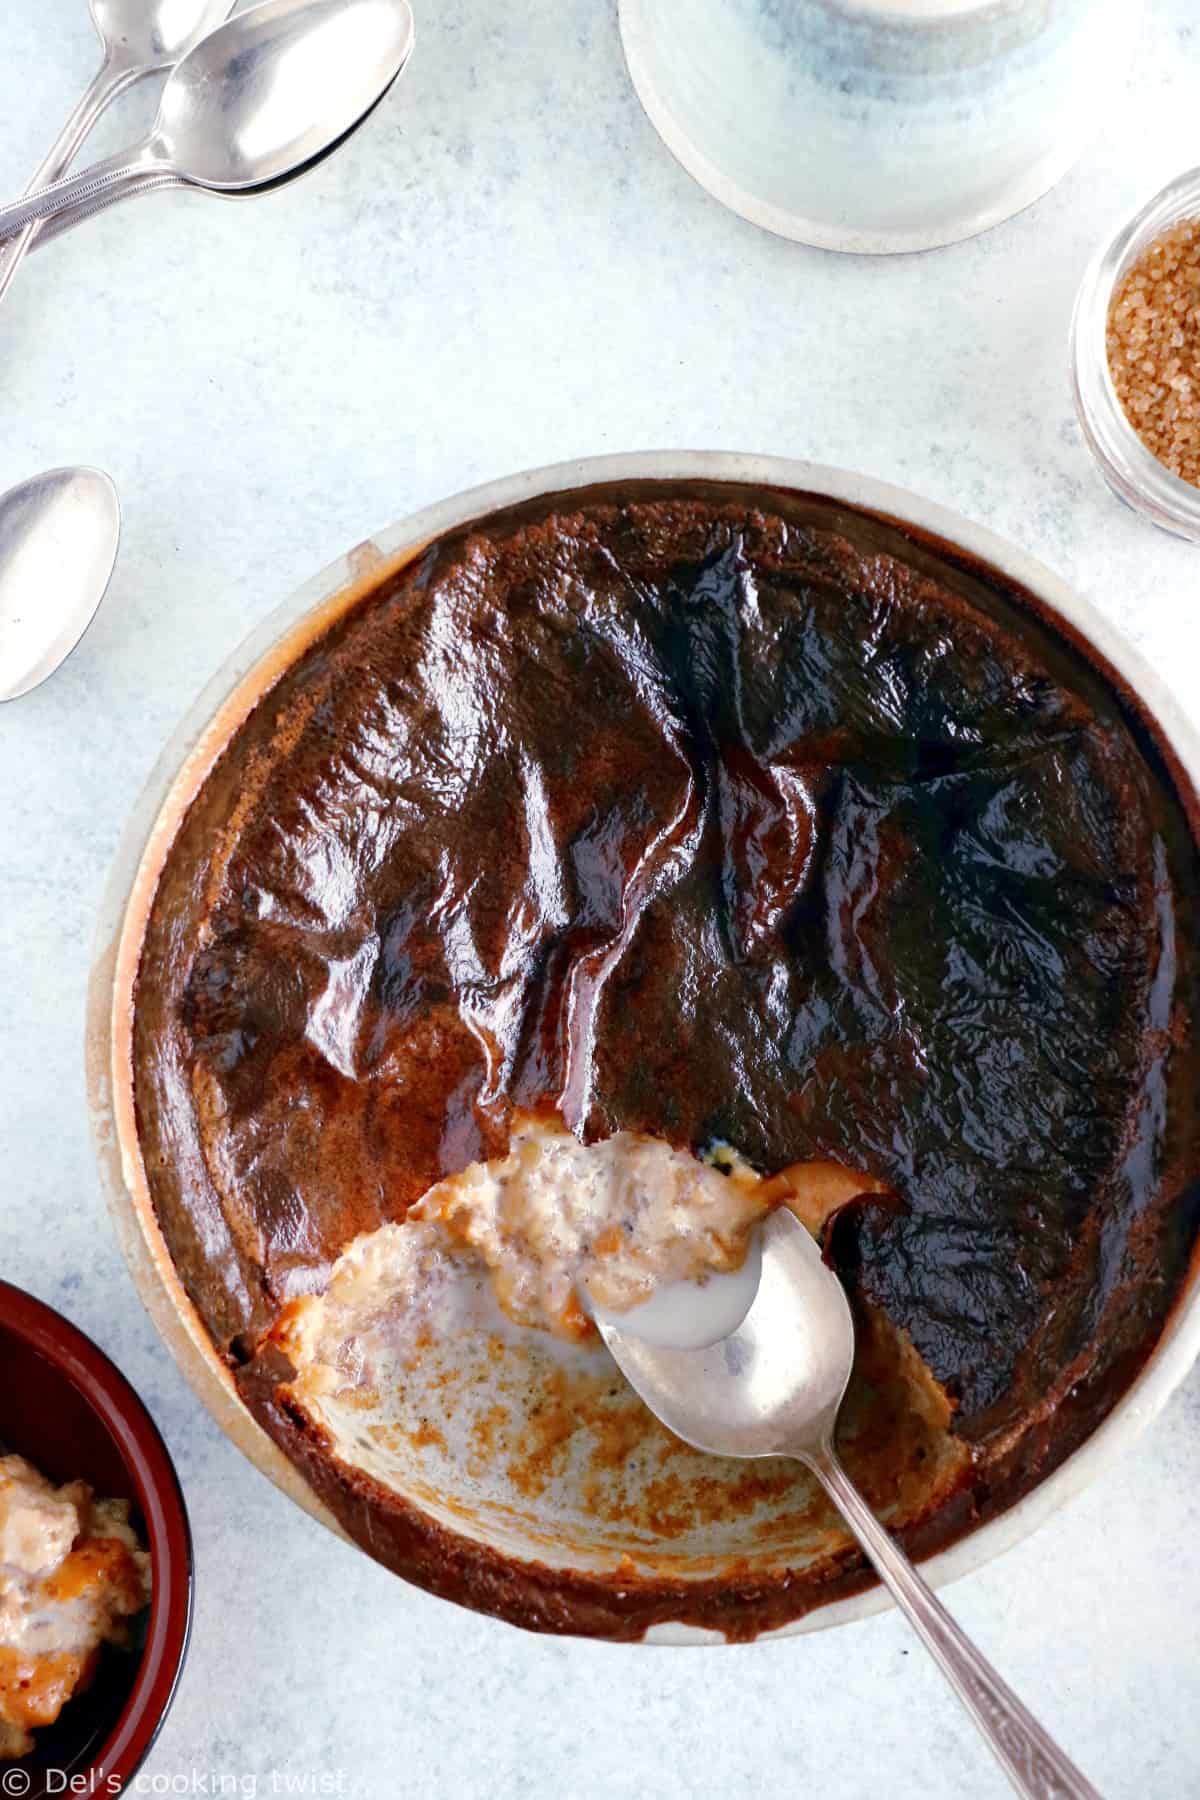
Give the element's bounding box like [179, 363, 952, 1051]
[0, 1455, 150, 1759]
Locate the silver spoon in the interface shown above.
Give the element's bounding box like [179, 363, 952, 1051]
[0, 2, 235, 308]
[0, 468, 120, 703]
[598, 1210, 1103, 1800]
[0, 0, 415, 249]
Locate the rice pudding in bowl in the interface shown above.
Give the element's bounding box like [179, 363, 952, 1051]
[0, 1457, 150, 1760]
[0, 1281, 191, 1789]
[94, 456, 1200, 1641]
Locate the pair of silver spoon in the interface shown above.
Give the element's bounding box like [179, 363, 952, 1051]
[0, 0, 414, 270]
[0, 0, 414, 702]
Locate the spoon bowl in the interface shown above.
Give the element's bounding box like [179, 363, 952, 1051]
[0, 467, 121, 703]
[156, 0, 415, 191]
[598, 1211, 853, 1454]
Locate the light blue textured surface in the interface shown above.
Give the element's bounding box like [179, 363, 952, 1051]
[1, 3, 1198, 1796]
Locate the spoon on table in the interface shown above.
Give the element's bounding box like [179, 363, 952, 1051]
[0, 0, 415, 251]
[597, 1209, 1103, 1800]
[0, 1, 235, 309]
[0, 468, 121, 703]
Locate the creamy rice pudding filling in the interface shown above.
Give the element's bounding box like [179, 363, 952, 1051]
[0, 1456, 150, 1759]
[275, 1115, 888, 1381]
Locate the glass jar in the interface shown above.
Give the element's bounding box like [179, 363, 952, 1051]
[1071, 166, 1200, 544]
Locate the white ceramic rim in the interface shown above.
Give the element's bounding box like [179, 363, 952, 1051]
[617, 0, 1108, 256]
[87, 450, 1200, 1644]
[1071, 165, 1200, 544]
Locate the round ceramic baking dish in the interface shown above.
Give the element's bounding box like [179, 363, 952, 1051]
[87, 452, 1200, 1644]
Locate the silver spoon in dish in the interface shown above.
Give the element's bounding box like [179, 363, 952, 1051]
[0, 468, 120, 703]
[0, 0, 415, 251]
[0, 1, 235, 308]
[596, 1209, 1103, 1800]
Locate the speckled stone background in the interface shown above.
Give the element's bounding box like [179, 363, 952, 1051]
[2, 3, 1199, 1796]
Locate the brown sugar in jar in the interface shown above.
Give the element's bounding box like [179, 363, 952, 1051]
[1107, 218, 1200, 488]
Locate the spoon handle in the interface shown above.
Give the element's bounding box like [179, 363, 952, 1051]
[29, 175, 186, 252]
[807, 1445, 1103, 1800]
[0, 144, 169, 247]
[0, 53, 145, 307]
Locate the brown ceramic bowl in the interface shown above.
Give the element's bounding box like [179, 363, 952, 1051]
[0, 1282, 192, 1793]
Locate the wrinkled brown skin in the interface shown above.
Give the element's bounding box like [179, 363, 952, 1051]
[132, 482, 1200, 1638]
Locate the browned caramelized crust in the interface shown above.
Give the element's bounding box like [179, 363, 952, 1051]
[130, 482, 1200, 1637]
